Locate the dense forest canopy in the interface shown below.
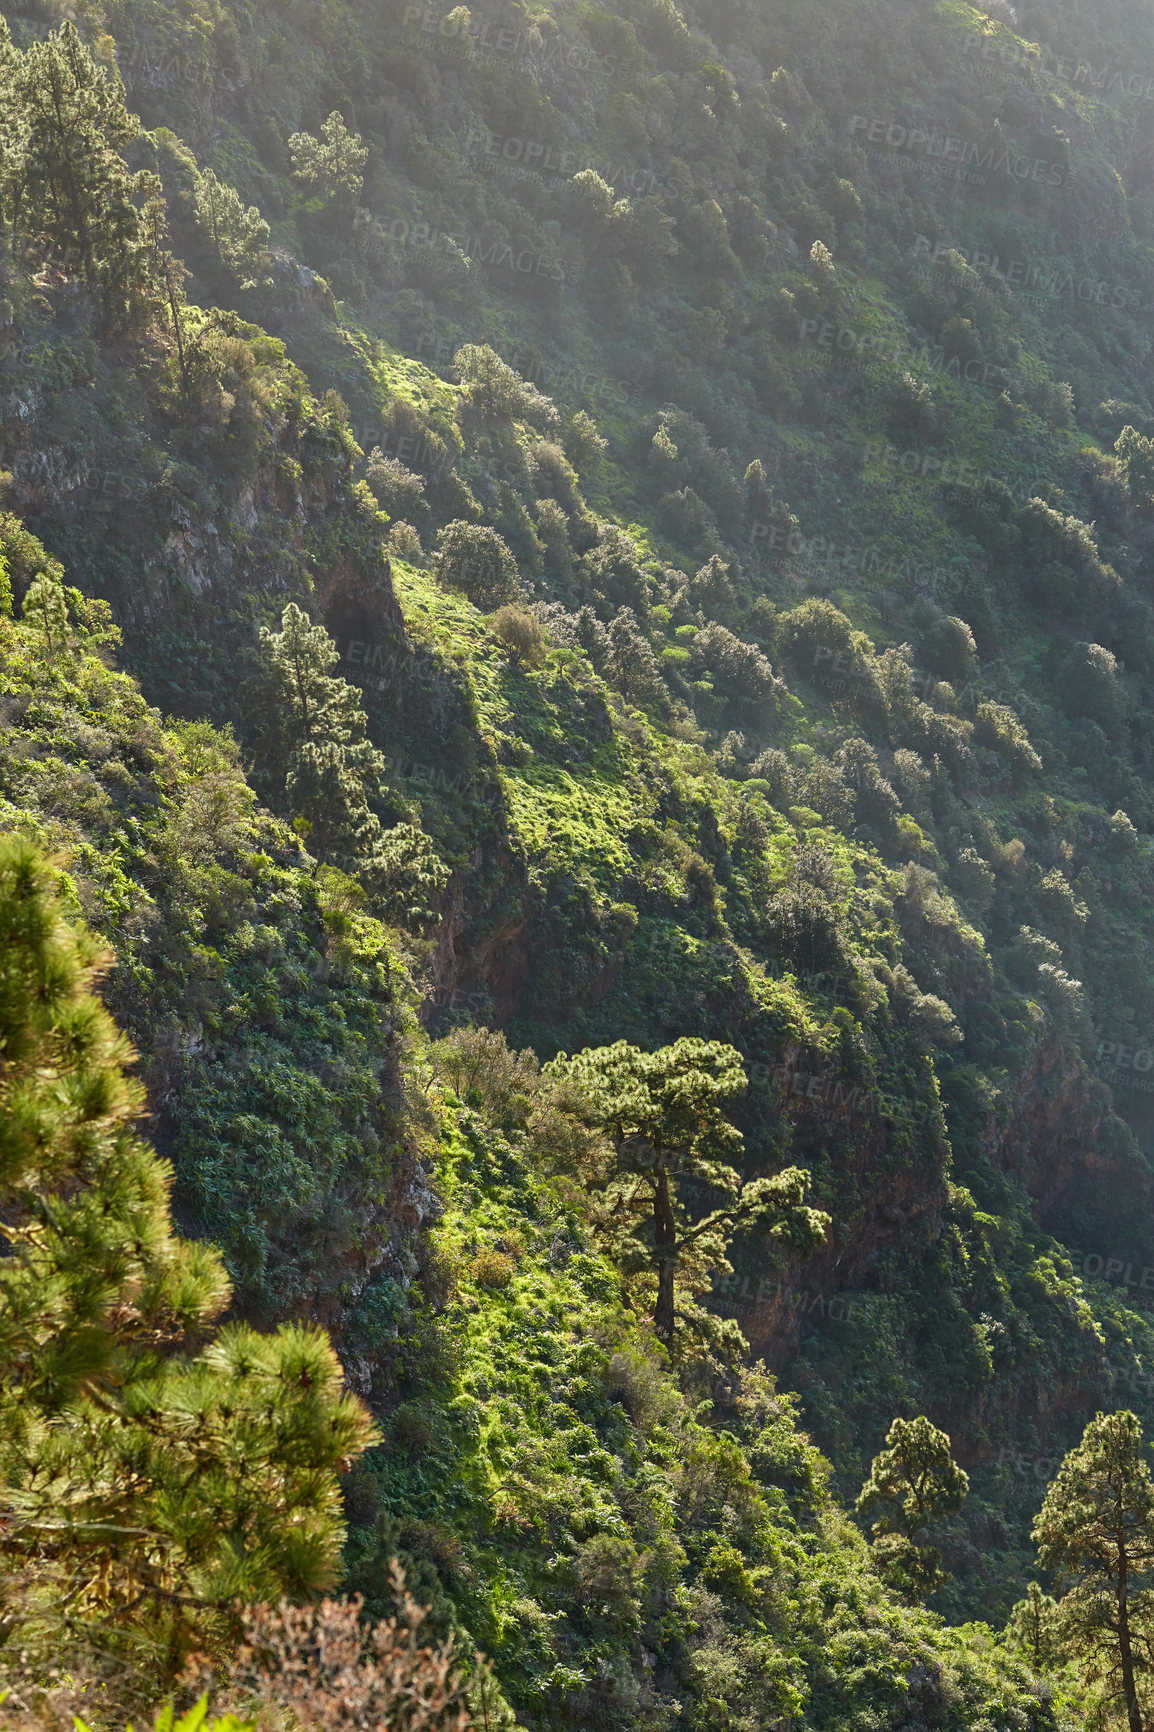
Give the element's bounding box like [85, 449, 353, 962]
[7, 0, 1154, 1723]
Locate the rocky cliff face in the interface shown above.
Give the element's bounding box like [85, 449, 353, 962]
[737, 1048, 949, 1368]
[989, 1036, 1149, 1234]
[729, 1029, 1133, 1414]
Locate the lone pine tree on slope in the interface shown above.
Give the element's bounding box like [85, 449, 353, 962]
[248, 602, 448, 928]
[546, 1036, 829, 1346]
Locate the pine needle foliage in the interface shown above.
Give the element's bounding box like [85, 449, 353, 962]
[857, 1415, 969, 1599]
[0, 837, 377, 1675]
[545, 1036, 829, 1346]
[1034, 1411, 1154, 1732]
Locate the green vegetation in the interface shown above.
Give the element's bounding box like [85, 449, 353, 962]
[6, 0, 1154, 1719]
[1033, 1412, 1154, 1732]
[342, 1065, 1058, 1731]
[857, 1416, 970, 1600]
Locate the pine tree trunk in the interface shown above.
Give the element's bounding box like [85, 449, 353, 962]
[1118, 1551, 1144, 1732]
[167, 277, 189, 391]
[653, 1168, 676, 1342]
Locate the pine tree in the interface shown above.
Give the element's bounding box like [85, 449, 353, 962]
[3, 24, 160, 320]
[248, 605, 447, 924]
[1116, 425, 1154, 514]
[0, 836, 377, 1673]
[193, 168, 271, 290]
[544, 1037, 828, 1345]
[20, 563, 70, 660]
[249, 602, 390, 862]
[857, 1415, 969, 1599]
[1034, 1410, 1154, 1732]
[287, 111, 368, 208]
[0, 22, 23, 223]
[141, 194, 192, 390]
[1004, 1581, 1062, 1673]
[606, 609, 667, 710]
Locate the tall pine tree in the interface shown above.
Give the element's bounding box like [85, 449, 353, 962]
[1034, 1410, 1154, 1732]
[0, 23, 160, 322]
[857, 1415, 969, 1599]
[248, 601, 391, 863]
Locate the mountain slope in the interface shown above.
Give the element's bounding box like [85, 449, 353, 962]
[6, 0, 1154, 1711]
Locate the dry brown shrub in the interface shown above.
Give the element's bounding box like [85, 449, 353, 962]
[469, 1248, 515, 1289]
[196, 1563, 475, 1732]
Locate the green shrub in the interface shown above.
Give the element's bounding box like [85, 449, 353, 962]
[437, 520, 522, 606]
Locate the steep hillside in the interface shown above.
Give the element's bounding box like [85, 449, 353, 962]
[7, 0, 1154, 1718]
